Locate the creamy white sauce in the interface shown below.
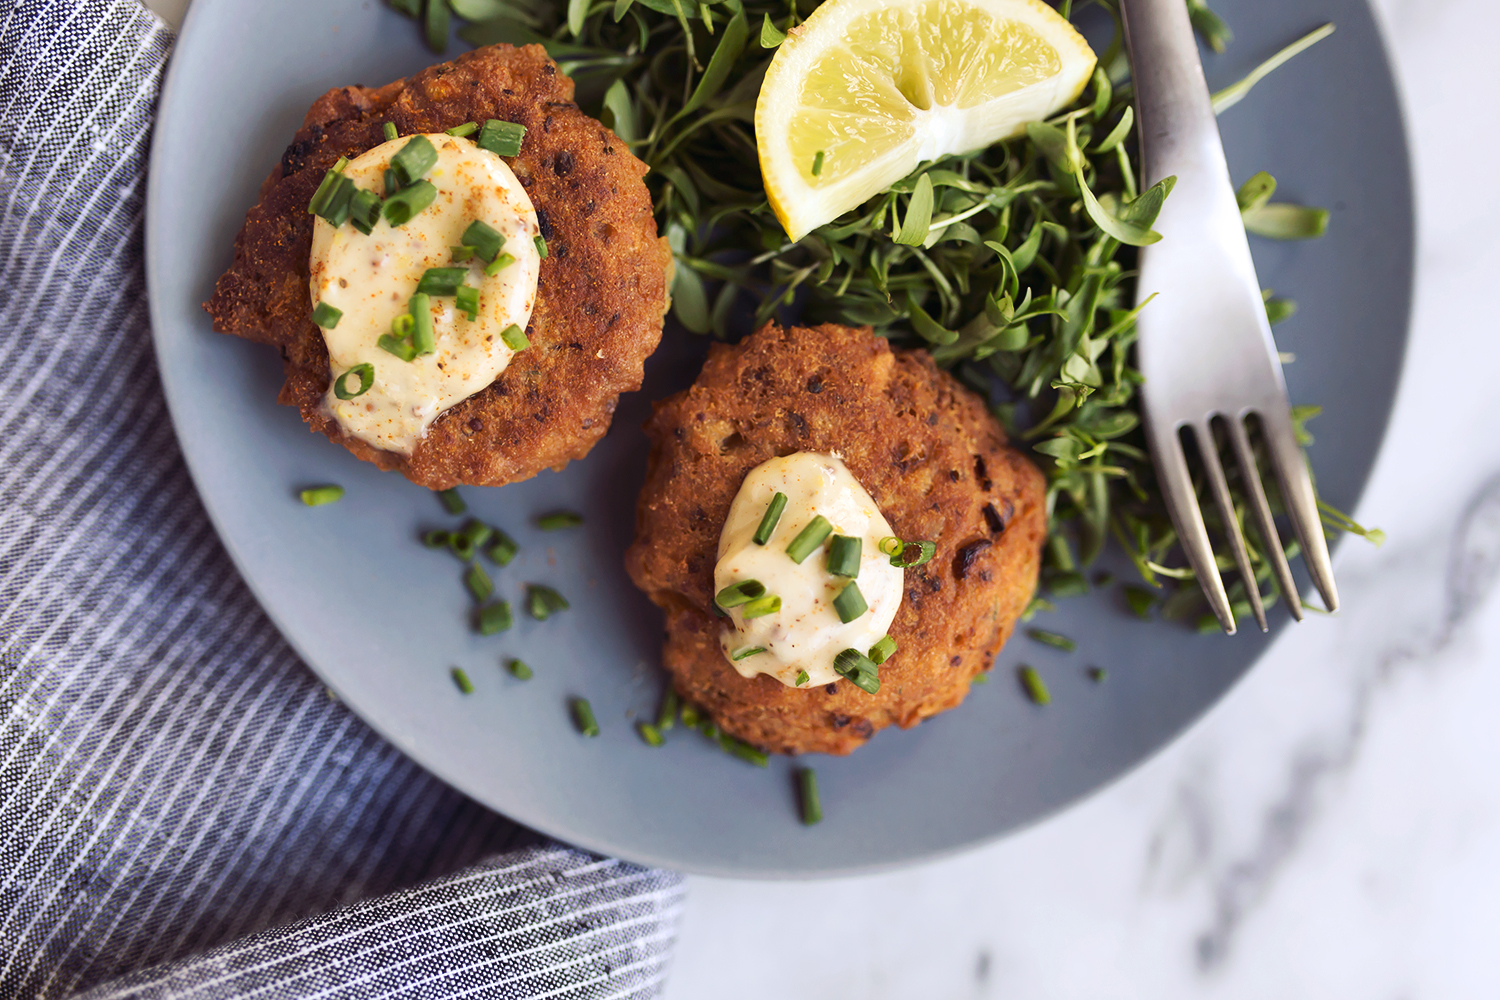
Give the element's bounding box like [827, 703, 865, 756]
[714, 453, 903, 688]
[309, 134, 541, 455]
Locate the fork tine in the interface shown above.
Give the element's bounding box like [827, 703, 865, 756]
[1194, 422, 1266, 632]
[1226, 417, 1303, 621]
[1258, 407, 1340, 612]
[1149, 420, 1235, 634]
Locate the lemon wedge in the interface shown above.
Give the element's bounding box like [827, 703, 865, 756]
[756, 0, 1097, 241]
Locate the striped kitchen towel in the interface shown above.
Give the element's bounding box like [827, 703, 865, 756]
[0, 1, 685, 996]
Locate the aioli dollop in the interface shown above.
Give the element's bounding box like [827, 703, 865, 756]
[714, 453, 903, 688]
[309, 134, 541, 455]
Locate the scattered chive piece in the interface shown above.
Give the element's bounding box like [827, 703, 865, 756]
[637, 721, 664, 747]
[698, 716, 720, 740]
[381, 179, 436, 225]
[409, 294, 434, 355]
[1087, 666, 1108, 683]
[465, 563, 493, 602]
[508, 658, 533, 680]
[715, 579, 766, 608]
[439, 488, 466, 514]
[383, 167, 400, 197]
[797, 767, 822, 825]
[832, 648, 880, 694]
[1027, 628, 1077, 652]
[446, 121, 479, 137]
[826, 535, 862, 577]
[500, 323, 529, 351]
[656, 688, 679, 731]
[730, 646, 766, 661]
[795, 670, 809, 686]
[533, 234, 548, 258]
[485, 530, 519, 566]
[348, 189, 383, 235]
[390, 135, 437, 186]
[450, 245, 477, 262]
[383, 121, 399, 141]
[455, 284, 479, 320]
[451, 667, 474, 694]
[1018, 665, 1051, 705]
[416, 267, 466, 296]
[461, 219, 505, 262]
[740, 594, 781, 619]
[1124, 585, 1155, 620]
[785, 515, 832, 564]
[877, 536, 903, 557]
[571, 697, 600, 737]
[868, 635, 897, 664]
[484, 252, 517, 276]
[972, 673, 990, 684]
[306, 159, 348, 216]
[457, 519, 493, 549]
[720, 735, 769, 767]
[300, 485, 344, 507]
[526, 584, 570, 621]
[832, 582, 867, 623]
[377, 333, 417, 362]
[423, 0, 449, 52]
[314, 176, 357, 227]
[449, 533, 476, 561]
[311, 302, 343, 329]
[891, 539, 937, 568]
[679, 701, 700, 728]
[811, 150, 824, 176]
[332, 363, 374, 400]
[476, 119, 527, 157]
[476, 600, 513, 635]
[753, 492, 788, 545]
[536, 510, 584, 531]
[422, 529, 451, 548]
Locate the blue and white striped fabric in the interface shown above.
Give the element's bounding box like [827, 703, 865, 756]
[0, 1, 685, 996]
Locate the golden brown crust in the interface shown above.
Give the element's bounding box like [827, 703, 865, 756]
[625, 322, 1047, 755]
[204, 44, 671, 489]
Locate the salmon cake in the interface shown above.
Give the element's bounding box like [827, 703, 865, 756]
[626, 322, 1047, 756]
[205, 43, 671, 489]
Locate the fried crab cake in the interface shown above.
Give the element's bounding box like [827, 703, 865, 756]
[625, 322, 1047, 756]
[204, 44, 671, 489]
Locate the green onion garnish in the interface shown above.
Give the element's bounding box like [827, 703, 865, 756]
[451, 667, 474, 694]
[697, 716, 720, 740]
[720, 735, 769, 767]
[891, 539, 937, 568]
[868, 635, 897, 664]
[484, 252, 516, 276]
[795, 670, 809, 686]
[499, 324, 529, 351]
[785, 515, 832, 564]
[332, 363, 374, 400]
[446, 121, 478, 137]
[390, 135, 437, 186]
[533, 234, 548, 258]
[306, 156, 350, 216]
[536, 510, 583, 531]
[439, 488, 466, 514]
[571, 697, 599, 737]
[1027, 628, 1077, 652]
[383, 122, 399, 142]
[972, 673, 989, 684]
[465, 563, 493, 602]
[314, 176, 357, 227]
[832, 582, 867, 623]
[877, 536, 903, 557]
[409, 294, 434, 355]
[832, 648, 880, 694]
[383, 167, 400, 197]
[526, 584, 570, 620]
[1087, 666, 1107, 683]
[449, 533, 476, 561]
[476, 600, 512, 635]
[730, 646, 765, 661]
[508, 658, 533, 680]
[679, 702, 700, 728]
[1017, 665, 1050, 705]
[476, 119, 526, 157]
[450, 245, 476, 262]
[422, 529, 451, 548]
[381, 179, 436, 226]
[377, 333, 417, 362]
[714, 579, 765, 608]
[797, 767, 822, 825]
[656, 688, 678, 731]
[416, 268, 466, 296]
[455, 285, 479, 320]
[637, 722, 664, 747]
[826, 535, 862, 577]
[461, 219, 505, 262]
[311, 302, 342, 329]
[299, 485, 344, 506]
[741, 594, 781, 619]
[459, 520, 493, 548]
[486, 530, 518, 566]
[348, 189, 383, 234]
[752, 492, 787, 546]
[811, 150, 824, 176]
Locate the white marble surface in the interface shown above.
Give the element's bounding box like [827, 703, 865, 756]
[661, 1, 1500, 995]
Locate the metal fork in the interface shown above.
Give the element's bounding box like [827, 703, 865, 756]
[1120, 0, 1338, 633]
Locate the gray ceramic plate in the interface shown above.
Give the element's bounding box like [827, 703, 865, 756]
[146, 0, 1411, 877]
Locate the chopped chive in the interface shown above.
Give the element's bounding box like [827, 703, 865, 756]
[715, 580, 765, 608]
[476, 119, 526, 157]
[424, 0, 449, 52]
[377, 333, 417, 362]
[811, 150, 824, 176]
[697, 716, 719, 740]
[381, 179, 436, 225]
[455, 284, 479, 320]
[571, 697, 599, 737]
[306, 159, 348, 216]
[526, 584, 570, 620]
[656, 689, 679, 731]
[314, 176, 357, 227]
[348, 189, 383, 235]
[446, 121, 479, 137]
[536, 510, 583, 531]
[892, 539, 937, 568]
[1018, 665, 1051, 705]
[720, 735, 768, 767]
[332, 363, 374, 400]
[1087, 666, 1108, 683]
[832, 648, 880, 694]
[485, 530, 518, 566]
[311, 302, 343, 328]
[797, 767, 822, 825]
[465, 563, 493, 602]
[449, 533, 476, 561]
[507, 658, 533, 680]
[868, 634, 897, 664]
[484, 252, 516, 276]
[533, 234, 548, 258]
[409, 294, 434, 355]
[877, 536, 903, 557]
[476, 600, 513, 635]
[730, 646, 766, 661]
[422, 529, 451, 548]
[299, 485, 344, 506]
[416, 267, 466, 296]
[679, 702, 700, 728]
[439, 488, 466, 514]
[971, 673, 989, 684]
[1124, 584, 1155, 620]
[500, 323, 529, 351]
[638, 721, 664, 746]
[461, 219, 505, 262]
[383, 121, 399, 142]
[741, 594, 781, 619]
[753, 492, 788, 545]
[451, 667, 474, 694]
[832, 582, 867, 623]
[795, 670, 809, 686]
[1027, 628, 1077, 652]
[383, 167, 400, 197]
[457, 521, 492, 549]
[785, 515, 832, 564]
[826, 535, 862, 577]
[450, 245, 477, 262]
[390, 135, 437, 186]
